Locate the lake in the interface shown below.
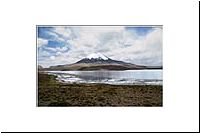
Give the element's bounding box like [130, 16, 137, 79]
[47, 70, 163, 85]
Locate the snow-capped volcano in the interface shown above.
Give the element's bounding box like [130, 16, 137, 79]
[75, 53, 116, 64]
[86, 53, 109, 60]
[75, 53, 130, 64]
[47, 53, 162, 71]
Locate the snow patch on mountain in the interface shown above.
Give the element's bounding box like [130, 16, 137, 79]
[86, 53, 109, 60]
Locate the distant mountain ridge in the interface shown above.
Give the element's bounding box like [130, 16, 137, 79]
[44, 53, 162, 71]
[38, 65, 43, 69]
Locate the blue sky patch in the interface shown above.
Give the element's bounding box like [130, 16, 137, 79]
[38, 27, 53, 38]
[47, 40, 65, 48]
[125, 27, 153, 36]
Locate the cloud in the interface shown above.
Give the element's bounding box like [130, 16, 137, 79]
[108, 28, 163, 65]
[37, 38, 48, 47]
[50, 56, 56, 60]
[37, 26, 162, 67]
[53, 27, 72, 38]
[46, 31, 65, 42]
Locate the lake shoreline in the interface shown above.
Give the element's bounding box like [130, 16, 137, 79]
[42, 69, 163, 85]
[38, 72, 163, 106]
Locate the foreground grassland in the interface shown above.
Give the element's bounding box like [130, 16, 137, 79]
[38, 72, 162, 106]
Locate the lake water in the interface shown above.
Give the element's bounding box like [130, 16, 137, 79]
[47, 70, 163, 85]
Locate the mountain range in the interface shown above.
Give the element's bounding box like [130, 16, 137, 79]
[41, 53, 162, 71]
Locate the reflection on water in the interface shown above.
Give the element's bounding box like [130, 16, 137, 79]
[47, 70, 163, 85]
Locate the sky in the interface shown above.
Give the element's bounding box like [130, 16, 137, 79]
[37, 26, 162, 68]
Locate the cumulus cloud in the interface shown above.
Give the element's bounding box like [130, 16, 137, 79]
[50, 56, 56, 60]
[37, 26, 162, 67]
[53, 27, 72, 38]
[109, 28, 163, 65]
[37, 38, 48, 47]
